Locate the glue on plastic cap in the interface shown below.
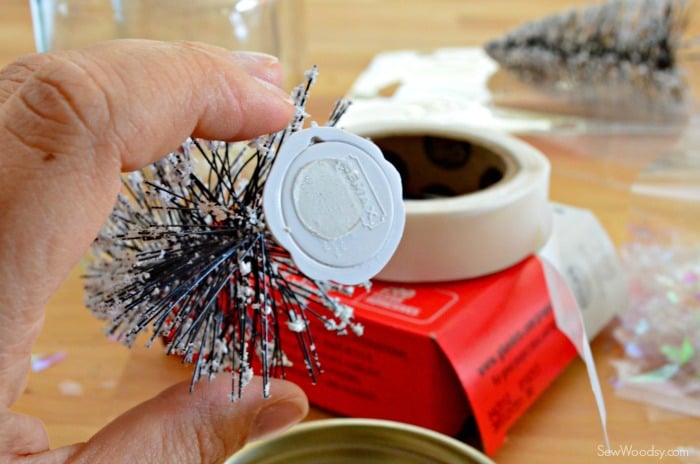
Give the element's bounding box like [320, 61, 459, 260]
[263, 126, 405, 284]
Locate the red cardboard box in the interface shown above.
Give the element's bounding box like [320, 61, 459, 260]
[280, 255, 578, 455]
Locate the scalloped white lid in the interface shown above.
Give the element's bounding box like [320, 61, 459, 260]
[263, 126, 405, 284]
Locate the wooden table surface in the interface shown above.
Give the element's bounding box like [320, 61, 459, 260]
[3, 1, 699, 463]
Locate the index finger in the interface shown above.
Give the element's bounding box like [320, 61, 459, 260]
[0, 39, 294, 406]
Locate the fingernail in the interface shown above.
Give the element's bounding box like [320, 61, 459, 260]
[250, 399, 307, 441]
[254, 76, 295, 106]
[231, 50, 280, 65]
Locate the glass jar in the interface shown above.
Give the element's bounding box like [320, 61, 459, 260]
[29, 0, 305, 89]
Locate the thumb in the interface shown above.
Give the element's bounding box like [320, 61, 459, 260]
[65, 377, 308, 464]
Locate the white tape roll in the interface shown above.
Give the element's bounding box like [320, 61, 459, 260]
[340, 120, 552, 282]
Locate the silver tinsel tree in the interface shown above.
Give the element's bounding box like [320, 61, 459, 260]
[485, 0, 690, 116]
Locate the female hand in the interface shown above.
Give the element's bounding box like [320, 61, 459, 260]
[0, 40, 308, 464]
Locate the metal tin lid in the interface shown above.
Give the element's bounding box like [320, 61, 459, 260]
[227, 418, 495, 464]
[263, 127, 405, 284]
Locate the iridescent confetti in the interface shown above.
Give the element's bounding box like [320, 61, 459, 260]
[614, 241, 700, 397]
[31, 351, 67, 372]
[58, 380, 84, 396]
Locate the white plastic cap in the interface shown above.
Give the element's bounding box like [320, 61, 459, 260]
[263, 126, 405, 284]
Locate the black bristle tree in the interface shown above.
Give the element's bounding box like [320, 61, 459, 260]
[83, 68, 364, 401]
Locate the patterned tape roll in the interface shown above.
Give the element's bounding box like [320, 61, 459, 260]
[340, 120, 552, 283]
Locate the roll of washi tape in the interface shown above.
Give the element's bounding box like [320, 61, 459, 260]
[340, 120, 552, 283]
